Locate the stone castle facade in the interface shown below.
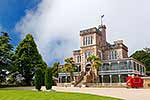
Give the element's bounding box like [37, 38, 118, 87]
[73, 25, 128, 72]
[58, 23, 146, 85]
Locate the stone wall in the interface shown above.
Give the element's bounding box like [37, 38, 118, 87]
[142, 77, 150, 88]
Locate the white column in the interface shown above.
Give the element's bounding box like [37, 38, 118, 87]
[65, 76, 67, 83]
[110, 75, 112, 86]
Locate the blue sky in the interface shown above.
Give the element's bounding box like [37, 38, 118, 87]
[0, 0, 150, 66]
[0, 0, 41, 45]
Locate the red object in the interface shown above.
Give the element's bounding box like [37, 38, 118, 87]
[126, 76, 143, 88]
[126, 76, 132, 87]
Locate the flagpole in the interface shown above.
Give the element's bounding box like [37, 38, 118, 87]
[101, 16, 102, 25]
[101, 15, 104, 26]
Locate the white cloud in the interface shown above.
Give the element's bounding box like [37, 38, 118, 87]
[15, 0, 150, 65]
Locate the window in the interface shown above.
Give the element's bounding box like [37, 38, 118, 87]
[77, 56, 81, 63]
[112, 51, 114, 59]
[91, 36, 93, 44]
[137, 64, 139, 71]
[82, 36, 93, 46]
[120, 61, 127, 70]
[114, 51, 117, 59]
[86, 37, 88, 45]
[85, 51, 93, 60]
[109, 50, 117, 60]
[88, 37, 90, 44]
[83, 37, 85, 45]
[133, 62, 136, 70]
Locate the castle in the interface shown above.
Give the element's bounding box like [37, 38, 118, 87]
[58, 22, 146, 86]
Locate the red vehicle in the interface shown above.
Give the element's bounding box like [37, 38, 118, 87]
[126, 75, 143, 88]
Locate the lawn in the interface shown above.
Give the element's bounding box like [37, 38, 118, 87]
[0, 89, 122, 100]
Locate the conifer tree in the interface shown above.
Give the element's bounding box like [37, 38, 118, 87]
[34, 68, 42, 91]
[45, 67, 52, 90]
[14, 34, 47, 86]
[0, 32, 13, 83]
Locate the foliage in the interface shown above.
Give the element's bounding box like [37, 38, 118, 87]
[87, 55, 102, 70]
[13, 34, 47, 86]
[52, 62, 59, 78]
[0, 90, 121, 100]
[62, 57, 75, 82]
[34, 68, 43, 91]
[45, 67, 53, 90]
[0, 32, 13, 83]
[87, 55, 102, 82]
[131, 48, 150, 74]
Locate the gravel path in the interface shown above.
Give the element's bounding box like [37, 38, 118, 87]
[52, 87, 150, 100]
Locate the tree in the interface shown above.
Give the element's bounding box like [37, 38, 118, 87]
[62, 57, 75, 82]
[34, 68, 42, 91]
[131, 49, 150, 75]
[45, 67, 52, 90]
[14, 34, 47, 86]
[52, 62, 59, 78]
[0, 32, 13, 83]
[87, 55, 102, 82]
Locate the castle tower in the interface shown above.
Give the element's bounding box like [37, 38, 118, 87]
[79, 25, 107, 72]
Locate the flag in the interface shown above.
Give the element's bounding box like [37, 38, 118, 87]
[101, 15, 104, 18]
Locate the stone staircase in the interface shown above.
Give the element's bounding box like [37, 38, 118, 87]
[74, 71, 86, 87]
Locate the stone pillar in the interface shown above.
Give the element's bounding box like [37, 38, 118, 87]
[110, 75, 112, 86]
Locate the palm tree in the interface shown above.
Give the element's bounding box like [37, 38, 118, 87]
[87, 55, 102, 83]
[62, 57, 75, 83]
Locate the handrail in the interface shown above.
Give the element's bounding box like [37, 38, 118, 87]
[74, 71, 86, 87]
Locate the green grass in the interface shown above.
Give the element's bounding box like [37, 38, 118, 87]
[0, 89, 122, 100]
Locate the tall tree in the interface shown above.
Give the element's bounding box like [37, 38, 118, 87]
[34, 68, 42, 91]
[14, 34, 47, 86]
[87, 55, 102, 82]
[131, 48, 150, 75]
[0, 32, 13, 83]
[45, 67, 52, 90]
[62, 57, 75, 82]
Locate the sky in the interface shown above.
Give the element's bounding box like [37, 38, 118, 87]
[0, 0, 150, 66]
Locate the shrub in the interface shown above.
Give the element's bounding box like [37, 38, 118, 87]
[34, 68, 42, 91]
[45, 67, 52, 90]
